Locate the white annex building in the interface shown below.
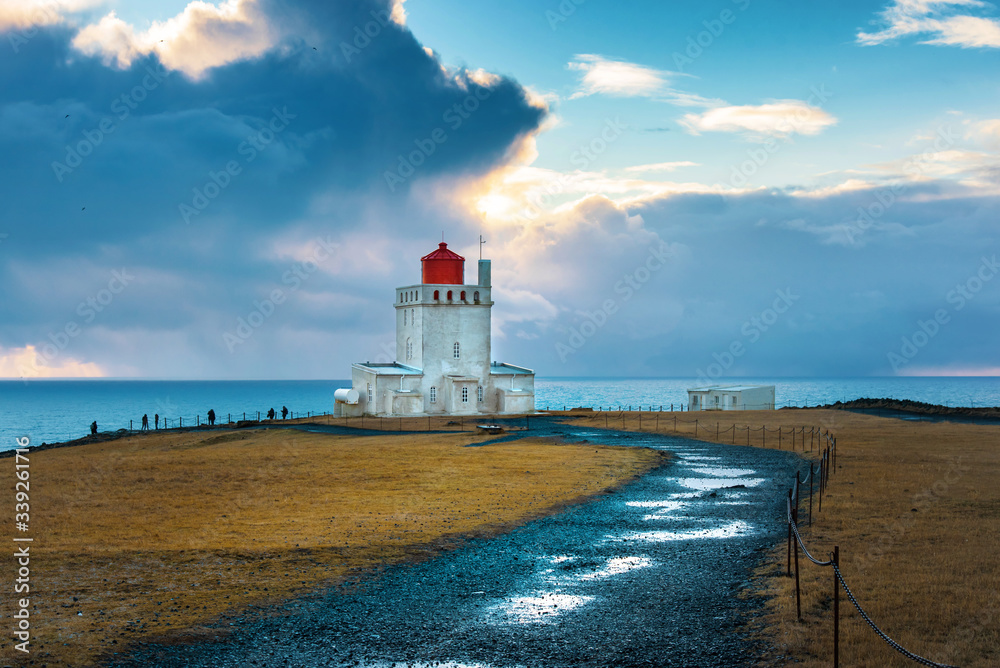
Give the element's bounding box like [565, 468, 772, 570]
[687, 385, 776, 411]
[334, 242, 535, 416]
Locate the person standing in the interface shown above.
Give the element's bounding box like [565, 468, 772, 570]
[282, 406, 289, 420]
[207, 409, 216, 426]
[141, 414, 149, 431]
[90, 421, 97, 436]
[155, 414, 159, 430]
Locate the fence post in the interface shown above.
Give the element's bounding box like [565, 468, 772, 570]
[786, 491, 793, 577]
[793, 506, 801, 620]
[808, 465, 814, 526]
[833, 545, 840, 668]
[130, 419, 133, 431]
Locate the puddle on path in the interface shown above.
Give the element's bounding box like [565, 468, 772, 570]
[617, 521, 754, 542]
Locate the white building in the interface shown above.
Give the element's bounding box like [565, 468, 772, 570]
[687, 385, 775, 411]
[334, 242, 535, 416]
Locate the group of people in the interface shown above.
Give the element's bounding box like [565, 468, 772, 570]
[88, 405, 295, 436]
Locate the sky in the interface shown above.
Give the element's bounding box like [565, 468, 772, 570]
[0, 0, 998, 380]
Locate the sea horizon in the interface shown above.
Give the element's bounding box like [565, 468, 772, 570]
[3, 376, 998, 451]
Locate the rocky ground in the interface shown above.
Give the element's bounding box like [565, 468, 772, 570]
[111, 418, 803, 668]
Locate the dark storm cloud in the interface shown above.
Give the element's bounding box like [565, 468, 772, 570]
[519, 183, 999, 378]
[0, 0, 545, 375]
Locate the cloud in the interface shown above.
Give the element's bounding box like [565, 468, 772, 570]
[0, 345, 104, 378]
[680, 101, 837, 138]
[568, 54, 669, 98]
[858, 0, 1000, 48]
[624, 161, 699, 173]
[0, 0, 92, 31]
[71, 0, 282, 79]
[0, 0, 547, 379]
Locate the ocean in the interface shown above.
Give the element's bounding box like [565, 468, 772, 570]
[2, 376, 998, 451]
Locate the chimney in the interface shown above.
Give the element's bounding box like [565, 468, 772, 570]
[478, 259, 491, 287]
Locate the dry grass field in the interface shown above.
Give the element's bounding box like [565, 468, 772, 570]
[0, 427, 661, 667]
[568, 408, 1000, 667]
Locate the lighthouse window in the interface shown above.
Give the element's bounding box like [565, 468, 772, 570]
[460, 291, 466, 301]
[453, 342, 460, 359]
[477, 386, 483, 402]
[474, 291, 479, 303]
[447, 290, 453, 300]
[429, 386, 437, 403]
[434, 290, 439, 300]
[461, 387, 469, 403]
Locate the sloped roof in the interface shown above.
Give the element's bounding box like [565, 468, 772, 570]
[421, 242, 465, 262]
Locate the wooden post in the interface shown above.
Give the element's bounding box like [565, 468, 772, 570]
[808, 465, 814, 526]
[786, 491, 793, 577]
[833, 546, 840, 668]
[793, 506, 801, 620]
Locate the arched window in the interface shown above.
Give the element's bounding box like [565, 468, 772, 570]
[429, 386, 437, 403]
[477, 386, 483, 402]
[474, 291, 479, 303]
[399, 293, 403, 303]
[461, 387, 469, 403]
[453, 342, 460, 359]
[447, 290, 453, 300]
[460, 291, 466, 301]
[434, 290, 439, 300]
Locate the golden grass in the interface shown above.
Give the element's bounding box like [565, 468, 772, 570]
[566, 408, 1000, 667]
[0, 427, 661, 667]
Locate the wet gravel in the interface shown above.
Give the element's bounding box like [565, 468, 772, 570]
[112, 418, 803, 667]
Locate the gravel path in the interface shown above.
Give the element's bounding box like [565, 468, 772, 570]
[113, 418, 803, 667]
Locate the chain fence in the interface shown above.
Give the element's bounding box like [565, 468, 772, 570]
[784, 434, 959, 667]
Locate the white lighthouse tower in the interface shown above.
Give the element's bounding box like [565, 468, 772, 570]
[335, 241, 535, 416]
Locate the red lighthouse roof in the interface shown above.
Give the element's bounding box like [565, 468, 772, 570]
[421, 242, 465, 284]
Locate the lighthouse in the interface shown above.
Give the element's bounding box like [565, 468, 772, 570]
[334, 242, 535, 416]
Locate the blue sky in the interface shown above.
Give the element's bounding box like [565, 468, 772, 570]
[0, 0, 998, 379]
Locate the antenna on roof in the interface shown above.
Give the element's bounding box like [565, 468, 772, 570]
[479, 234, 486, 260]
